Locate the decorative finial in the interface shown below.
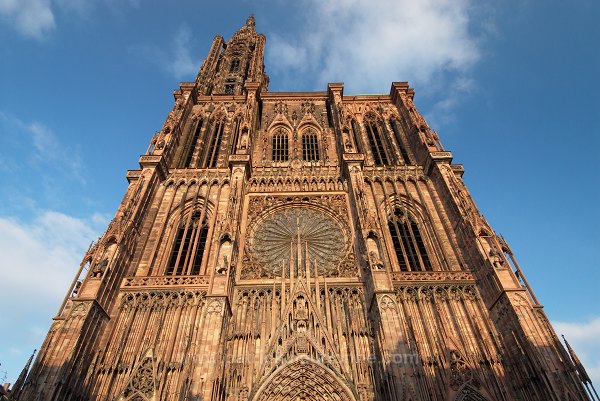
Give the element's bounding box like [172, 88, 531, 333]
[246, 14, 255, 26]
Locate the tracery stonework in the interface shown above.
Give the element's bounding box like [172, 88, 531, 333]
[14, 16, 593, 401]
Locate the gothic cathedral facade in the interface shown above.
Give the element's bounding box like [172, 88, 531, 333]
[14, 17, 592, 401]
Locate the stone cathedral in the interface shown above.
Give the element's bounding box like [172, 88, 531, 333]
[13, 16, 595, 401]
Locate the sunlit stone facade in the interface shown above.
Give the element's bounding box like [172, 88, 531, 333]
[14, 17, 592, 401]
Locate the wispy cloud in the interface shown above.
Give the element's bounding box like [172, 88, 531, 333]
[0, 0, 138, 40]
[0, 112, 85, 182]
[271, 0, 481, 91]
[167, 24, 200, 80]
[0, 0, 55, 40]
[266, 0, 485, 123]
[132, 24, 201, 81]
[554, 317, 600, 385]
[0, 211, 102, 299]
[0, 112, 86, 213]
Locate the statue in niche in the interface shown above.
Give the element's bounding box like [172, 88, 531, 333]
[295, 298, 308, 321]
[488, 248, 504, 269]
[91, 259, 107, 278]
[342, 128, 352, 151]
[240, 127, 249, 150]
[216, 255, 229, 275]
[369, 250, 384, 270]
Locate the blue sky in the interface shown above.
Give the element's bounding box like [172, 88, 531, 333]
[1, 0, 599, 387]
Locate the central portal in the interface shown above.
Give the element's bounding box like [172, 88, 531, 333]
[252, 357, 357, 401]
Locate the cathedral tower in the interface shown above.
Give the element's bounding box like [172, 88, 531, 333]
[14, 17, 594, 401]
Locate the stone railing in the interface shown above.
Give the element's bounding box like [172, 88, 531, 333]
[390, 270, 474, 283]
[122, 275, 210, 289]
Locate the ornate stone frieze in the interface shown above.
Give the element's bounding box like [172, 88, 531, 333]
[390, 270, 474, 283]
[247, 194, 348, 223]
[119, 289, 206, 309]
[362, 165, 426, 183]
[164, 169, 230, 186]
[395, 283, 479, 302]
[122, 275, 210, 289]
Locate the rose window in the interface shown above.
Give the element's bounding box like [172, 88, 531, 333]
[249, 207, 347, 276]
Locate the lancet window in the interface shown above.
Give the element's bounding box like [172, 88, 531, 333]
[183, 119, 203, 168]
[230, 116, 242, 153]
[229, 58, 241, 73]
[365, 117, 390, 165]
[166, 210, 209, 275]
[301, 129, 320, 161]
[200, 115, 225, 168]
[272, 127, 289, 162]
[389, 118, 411, 165]
[388, 208, 432, 271]
[351, 119, 364, 152]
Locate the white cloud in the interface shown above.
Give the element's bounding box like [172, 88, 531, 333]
[131, 23, 201, 81]
[0, 211, 100, 299]
[167, 24, 201, 80]
[0, 211, 106, 383]
[0, 0, 138, 40]
[267, 0, 482, 103]
[554, 317, 600, 386]
[0, 0, 55, 40]
[0, 112, 85, 184]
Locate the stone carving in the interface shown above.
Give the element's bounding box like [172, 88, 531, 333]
[120, 352, 156, 401]
[273, 101, 288, 116]
[441, 164, 482, 229]
[119, 289, 206, 309]
[488, 248, 504, 269]
[368, 250, 384, 270]
[207, 299, 223, 314]
[253, 357, 355, 401]
[449, 350, 474, 391]
[91, 258, 107, 278]
[248, 206, 347, 276]
[395, 284, 480, 302]
[248, 168, 345, 193]
[247, 194, 348, 223]
[122, 275, 210, 288]
[390, 271, 474, 282]
[454, 384, 490, 401]
[301, 101, 315, 117]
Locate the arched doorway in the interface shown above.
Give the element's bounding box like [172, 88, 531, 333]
[252, 356, 357, 401]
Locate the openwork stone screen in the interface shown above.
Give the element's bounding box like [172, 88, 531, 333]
[250, 206, 347, 276]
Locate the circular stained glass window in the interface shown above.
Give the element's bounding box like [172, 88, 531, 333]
[250, 206, 347, 276]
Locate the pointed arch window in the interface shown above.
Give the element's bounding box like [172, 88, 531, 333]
[272, 128, 289, 162]
[229, 58, 241, 73]
[351, 119, 364, 153]
[301, 129, 320, 161]
[183, 119, 203, 168]
[167, 211, 209, 275]
[388, 208, 432, 271]
[200, 116, 225, 168]
[389, 119, 411, 165]
[230, 116, 242, 154]
[365, 117, 390, 165]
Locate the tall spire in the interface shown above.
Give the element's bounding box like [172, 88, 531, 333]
[195, 16, 268, 96]
[562, 335, 599, 400]
[10, 349, 36, 399]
